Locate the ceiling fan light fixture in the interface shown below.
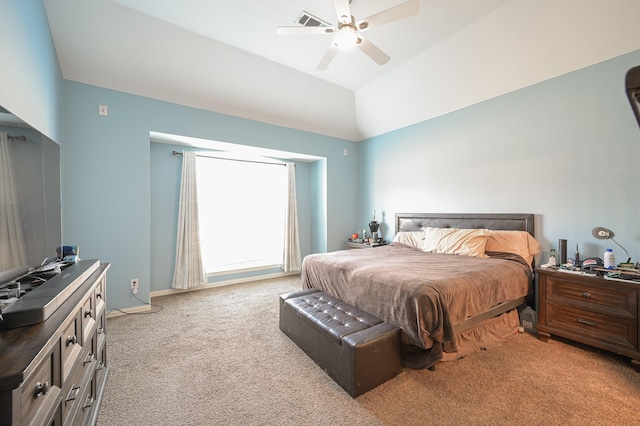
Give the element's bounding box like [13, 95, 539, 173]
[334, 25, 359, 49]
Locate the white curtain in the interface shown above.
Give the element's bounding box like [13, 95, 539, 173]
[0, 132, 27, 270]
[172, 151, 206, 289]
[283, 162, 301, 272]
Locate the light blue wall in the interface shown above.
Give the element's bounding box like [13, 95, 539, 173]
[0, 0, 63, 141]
[359, 49, 640, 265]
[149, 142, 314, 292]
[62, 81, 357, 310]
[310, 159, 328, 253]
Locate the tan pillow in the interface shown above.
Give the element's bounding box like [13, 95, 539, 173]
[485, 230, 540, 265]
[392, 231, 424, 249]
[421, 227, 489, 258]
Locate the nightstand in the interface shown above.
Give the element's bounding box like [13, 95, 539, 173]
[536, 268, 640, 371]
[345, 241, 388, 250]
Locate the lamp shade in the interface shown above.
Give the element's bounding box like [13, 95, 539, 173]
[592, 227, 614, 240]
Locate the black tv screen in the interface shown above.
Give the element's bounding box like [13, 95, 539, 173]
[0, 108, 61, 283]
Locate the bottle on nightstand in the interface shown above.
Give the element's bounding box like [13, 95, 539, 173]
[604, 249, 616, 269]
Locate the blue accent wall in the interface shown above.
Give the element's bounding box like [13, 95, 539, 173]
[61, 81, 357, 310]
[358, 49, 640, 264]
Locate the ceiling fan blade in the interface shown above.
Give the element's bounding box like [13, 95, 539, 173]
[357, 36, 390, 66]
[333, 0, 352, 24]
[316, 44, 339, 71]
[356, 0, 420, 32]
[276, 26, 335, 36]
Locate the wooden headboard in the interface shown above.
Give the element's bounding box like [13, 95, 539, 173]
[396, 213, 534, 236]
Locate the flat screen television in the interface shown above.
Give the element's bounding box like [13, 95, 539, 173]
[0, 107, 62, 284]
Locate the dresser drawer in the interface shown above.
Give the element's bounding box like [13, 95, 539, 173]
[546, 303, 637, 350]
[61, 312, 82, 382]
[94, 275, 106, 316]
[20, 348, 61, 425]
[96, 310, 107, 353]
[81, 293, 96, 345]
[546, 276, 637, 320]
[61, 347, 96, 424]
[80, 375, 97, 425]
[95, 343, 108, 384]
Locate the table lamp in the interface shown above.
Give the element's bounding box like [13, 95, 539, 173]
[591, 226, 631, 263]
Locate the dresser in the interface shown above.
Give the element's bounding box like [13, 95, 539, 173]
[536, 268, 639, 371]
[0, 261, 110, 425]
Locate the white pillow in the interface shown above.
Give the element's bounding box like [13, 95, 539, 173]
[392, 231, 424, 249]
[485, 230, 540, 265]
[421, 227, 489, 258]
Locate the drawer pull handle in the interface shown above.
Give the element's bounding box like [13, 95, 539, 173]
[577, 318, 597, 327]
[582, 292, 591, 299]
[97, 326, 105, 335]
[96, 292, 103, 299]
[67, 335, 77, 346]
[83, 394, 95, 410]
[85, 309, 93, 318]
[66, 385, 81, 405]
[97, 361, 105, 370]
[84, 352, 95, 365]
[34, 381, 50, 399]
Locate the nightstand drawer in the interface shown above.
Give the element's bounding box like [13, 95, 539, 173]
[546, 303, 637, 350]
[546, 277, 637, 320]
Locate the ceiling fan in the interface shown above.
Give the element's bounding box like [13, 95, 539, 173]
[276, 0, 420, 71]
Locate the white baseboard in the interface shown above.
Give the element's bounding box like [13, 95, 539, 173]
[150, 271, 299, 298]
[106, 272, 299, 318]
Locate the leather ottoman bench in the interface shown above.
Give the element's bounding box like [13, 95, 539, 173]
[279, 288, 402, 397]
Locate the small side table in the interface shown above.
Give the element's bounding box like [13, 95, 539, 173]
[536, 267, 640, 372]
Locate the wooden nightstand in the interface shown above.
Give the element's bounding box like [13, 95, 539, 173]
[345, 241, 388, 250]
[536, 268, 639, 371]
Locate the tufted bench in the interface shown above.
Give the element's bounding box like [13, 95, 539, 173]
[279, 288, 401, 397]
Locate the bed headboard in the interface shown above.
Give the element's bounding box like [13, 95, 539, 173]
[395, 213, 534, 236]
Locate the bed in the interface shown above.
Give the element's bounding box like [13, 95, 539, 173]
[300, 213, 539, 369]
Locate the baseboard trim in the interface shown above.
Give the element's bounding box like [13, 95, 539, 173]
[150, 271, 299, 298]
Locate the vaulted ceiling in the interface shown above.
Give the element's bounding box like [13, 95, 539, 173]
[43, 0, 640, 141]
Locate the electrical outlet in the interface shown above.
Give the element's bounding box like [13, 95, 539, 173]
[99, 104, 108, 116]
[131, 278, 139, 294]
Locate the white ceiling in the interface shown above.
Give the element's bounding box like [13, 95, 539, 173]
[42, 0, 512, 141]
[52, 0, 512, 90]
[42, 0, 640, 142]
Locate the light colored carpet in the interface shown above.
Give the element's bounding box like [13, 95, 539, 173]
[97, 276, 640, 425]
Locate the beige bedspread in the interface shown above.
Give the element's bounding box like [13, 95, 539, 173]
[300, 243, 531, 363]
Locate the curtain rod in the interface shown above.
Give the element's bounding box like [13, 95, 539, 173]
[8, 134, 26, 141]
[171, 150, 287, 167]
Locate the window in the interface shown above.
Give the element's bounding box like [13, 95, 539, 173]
[195, 156, 287, 274]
